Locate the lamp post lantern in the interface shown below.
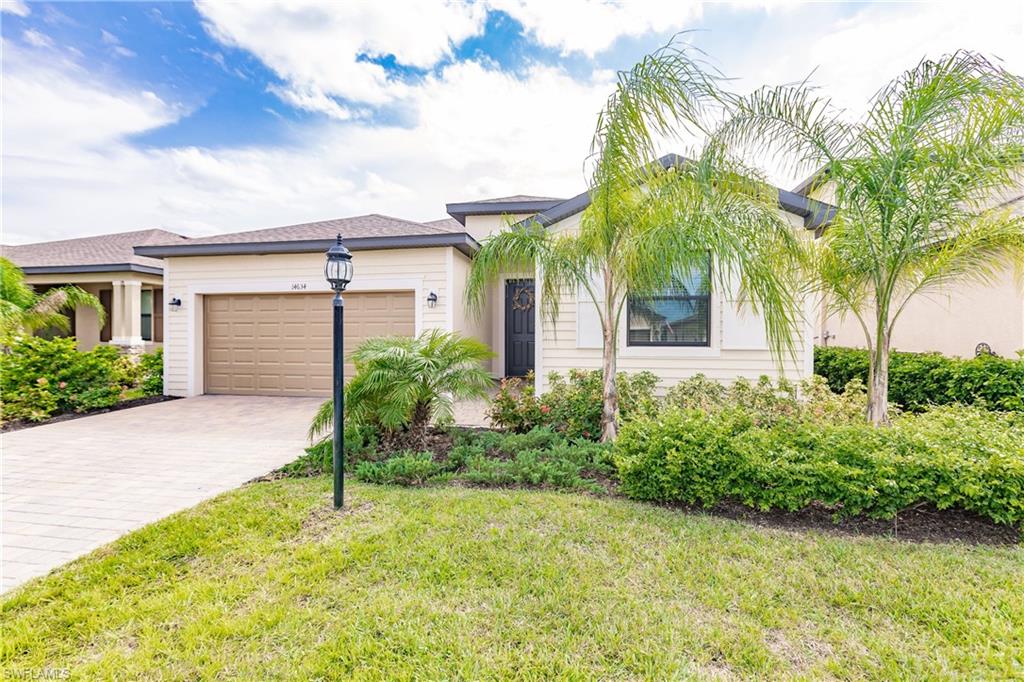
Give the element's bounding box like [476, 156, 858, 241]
[325, 234, 353, 509]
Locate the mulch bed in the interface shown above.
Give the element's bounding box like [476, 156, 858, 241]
[687, 500, 1021, 546]
[1, 395, 180, 433]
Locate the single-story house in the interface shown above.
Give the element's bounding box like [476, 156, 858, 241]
[136, 165, 833, 399]
[799, 176, 1024, 358]
[2, 229, 186, 352]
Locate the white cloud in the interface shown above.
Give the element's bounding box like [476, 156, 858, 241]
[4, 1, 1023, 245]
[1, 0, 29, 17]
[100, 28, 136, 58]
[1, 38, 608, 244]
[490, 0, 703, 57]
[22, 29, 53, 48]
[713, 1, 1024, 186]
[195, 0, 488, 108]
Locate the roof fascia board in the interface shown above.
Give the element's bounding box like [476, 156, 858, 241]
[134, 233, 481, 259]
[445, 200, 565, 225]
[518, 154, 836, 231]
[20, 263, 164, 276]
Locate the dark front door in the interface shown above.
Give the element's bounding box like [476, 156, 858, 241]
[505, 279, 535, 377]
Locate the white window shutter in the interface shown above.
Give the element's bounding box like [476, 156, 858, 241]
[722, 300, 769, 350]
[576, 271, 604, 349]
[721, 266, 770, 350]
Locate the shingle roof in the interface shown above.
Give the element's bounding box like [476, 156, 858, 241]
[423, 217, 464, 231]
[176, 214, 459, 246]
[1, 229, 186, 273]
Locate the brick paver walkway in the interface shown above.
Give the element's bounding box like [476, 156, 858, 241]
[1, 395, 320, 592]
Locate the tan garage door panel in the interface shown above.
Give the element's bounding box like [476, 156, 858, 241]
[205, 292, 415, 397]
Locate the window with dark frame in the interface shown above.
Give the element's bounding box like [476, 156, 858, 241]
[627, 256, 711, 347]
[140, 289, 153, 342]
[99, 289, 112, 342]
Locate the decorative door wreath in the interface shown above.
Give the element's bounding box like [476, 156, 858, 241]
[511, 286, 535, 311]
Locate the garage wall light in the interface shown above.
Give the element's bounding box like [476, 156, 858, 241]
[169, 297, 182, 309]
[427, 291, 438, 308]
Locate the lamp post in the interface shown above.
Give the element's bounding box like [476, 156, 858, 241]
[325, 234, 353, 509]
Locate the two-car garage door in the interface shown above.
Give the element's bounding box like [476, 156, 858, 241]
[204, 292, 415, 397]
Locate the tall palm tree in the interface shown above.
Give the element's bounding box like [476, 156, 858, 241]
[719, 51, 1024, 425]
[0, 257, 105, 346]
[465, 40, 805, 441]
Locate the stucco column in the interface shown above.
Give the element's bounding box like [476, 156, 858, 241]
[112, 280, 144, 348]
[111, 281, 126, 341]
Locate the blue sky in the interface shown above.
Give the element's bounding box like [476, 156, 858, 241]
[2, 1, 1021, 243]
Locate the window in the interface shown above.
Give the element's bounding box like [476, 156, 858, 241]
[99, 289, 112, 342]
[627, 257, 711, 347]
[141, 289, 153, 342]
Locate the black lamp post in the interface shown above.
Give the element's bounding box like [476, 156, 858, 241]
[325, 234, 353, 509]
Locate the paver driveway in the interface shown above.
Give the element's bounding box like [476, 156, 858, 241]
[1, 395, 321, 592]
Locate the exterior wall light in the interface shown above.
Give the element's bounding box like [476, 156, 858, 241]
[427, 291, 438, 308]
[169, 298, 182, 309]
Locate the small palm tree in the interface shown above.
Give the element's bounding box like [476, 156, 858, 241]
[465, 39, 805, 441]
[719, 51, 1024, 425]
[0, 257, 105, 346]
[309, 330, 494, 450]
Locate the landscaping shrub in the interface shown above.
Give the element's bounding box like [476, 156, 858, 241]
[281, 423, 380, 476]
[139, 348, 163, 396]
[0, 336, 124, 421]
[354, 451, 443, 486]
[814, 346, 1024, 412]
[663, 373, 871, 425]
[330, 426, 612, 493]
[489, 369, 659, 438]
[614, 405, 1024, 525]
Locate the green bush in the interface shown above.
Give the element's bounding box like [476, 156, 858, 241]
[281, 423, 380, 476]
[615, 406, 1024, 525]
[139, 348, 163, 396]
[354, 452, 444, 486]
[488, 372, 543, 433]
[0, 336, 124, 421]
[664, 373, 872, 426]
[489, 369, 659, 439]
[814, 346, 1024, 412]
[337, 426, 612, 493]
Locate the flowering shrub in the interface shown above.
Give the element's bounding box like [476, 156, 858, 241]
[664, 373, 874, 426]
[139, 348, 163, 396]
[0, 336, 124, 422]
[489, 369, 659, 439]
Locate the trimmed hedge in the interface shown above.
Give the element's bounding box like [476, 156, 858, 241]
[614, 406, 1024, 526]
[814, 346, 1024, 412]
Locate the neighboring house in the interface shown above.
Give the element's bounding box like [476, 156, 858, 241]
[2, 229, 186, 352]
[137, 173, 832, 399]
[798, 177, 1024, 358]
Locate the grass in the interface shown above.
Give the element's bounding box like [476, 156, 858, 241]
[3, 479, 1022, 680]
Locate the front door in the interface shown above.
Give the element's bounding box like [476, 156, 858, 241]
[505, 279, 535, 377]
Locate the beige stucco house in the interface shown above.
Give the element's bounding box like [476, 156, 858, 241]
[799, 177, 1024, 358]
[137, 162, 832, 399]
[3, 229, 186, 352]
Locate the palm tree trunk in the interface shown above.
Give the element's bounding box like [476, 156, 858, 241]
[867, 322, 891, 427]
[600, 323, 619, 442]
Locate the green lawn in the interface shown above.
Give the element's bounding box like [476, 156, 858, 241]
[3, 479, 1022, 680]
